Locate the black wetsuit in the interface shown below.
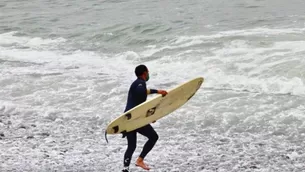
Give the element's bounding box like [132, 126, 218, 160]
[123, 77, 159, 167]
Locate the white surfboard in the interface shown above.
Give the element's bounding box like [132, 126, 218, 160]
[105, 77, 204, 142]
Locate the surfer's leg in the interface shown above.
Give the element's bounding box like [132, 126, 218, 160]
[123, 131, 137, 168]
[138, 124, 159, 159]
[134, 124, 158, 170]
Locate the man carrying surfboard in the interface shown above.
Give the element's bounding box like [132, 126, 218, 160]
[122, 64, 167, 172]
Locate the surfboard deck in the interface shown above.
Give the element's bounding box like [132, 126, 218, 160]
[105, 77, 204, 136]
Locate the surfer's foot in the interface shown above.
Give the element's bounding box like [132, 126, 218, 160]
[122, 166, 129, 172]
[135, 157, 150, 170]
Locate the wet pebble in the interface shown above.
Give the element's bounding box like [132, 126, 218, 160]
[19, 124, 27, 129]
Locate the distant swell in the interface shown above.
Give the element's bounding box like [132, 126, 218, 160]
[0, 31, 66, 50]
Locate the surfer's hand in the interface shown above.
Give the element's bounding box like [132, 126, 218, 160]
[158, 90, 168, 97]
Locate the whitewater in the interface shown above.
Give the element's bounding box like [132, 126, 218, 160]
[1, 0, 305, 171]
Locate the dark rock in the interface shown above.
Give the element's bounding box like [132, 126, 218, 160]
[249, 165, 258, 169]
[258, 143, 264, 146]
[61, 149, 68, 153]
[27, 135, 34, 139]
[281, 155, 290, 159]
[19, 125, 27, 129]
[198, 166, 205, 170]
[40, 132, 50, 137]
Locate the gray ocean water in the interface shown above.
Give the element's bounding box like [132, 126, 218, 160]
[1, 0, 305, 171]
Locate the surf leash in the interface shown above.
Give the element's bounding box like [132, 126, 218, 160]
[105, 130, 108, 143]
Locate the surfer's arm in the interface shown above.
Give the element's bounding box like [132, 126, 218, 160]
[146, 89, 158, 95]
[147, 89, 168, 97]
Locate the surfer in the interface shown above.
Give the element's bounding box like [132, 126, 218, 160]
[122, 64, 168, 172]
